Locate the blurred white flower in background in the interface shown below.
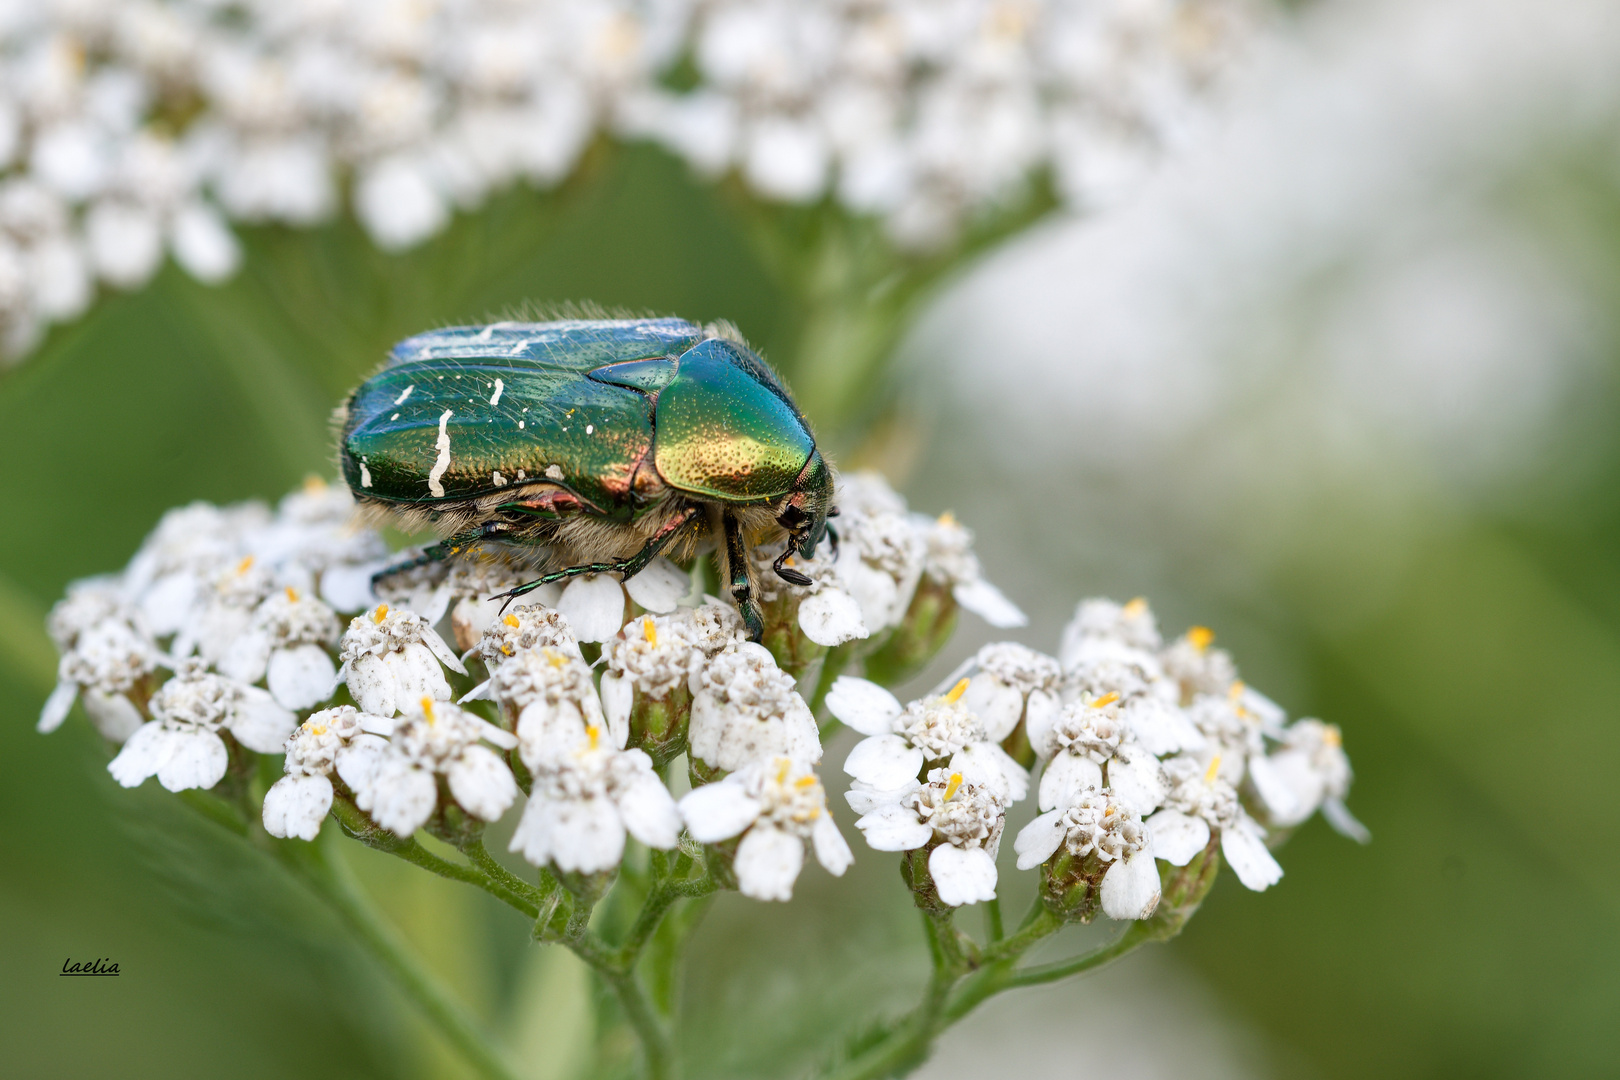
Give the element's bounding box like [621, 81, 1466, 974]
[909, 0, 1620, 593]
[0, 0, 1259, 362]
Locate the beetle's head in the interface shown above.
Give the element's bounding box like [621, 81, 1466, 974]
[776, 448, 835, 563]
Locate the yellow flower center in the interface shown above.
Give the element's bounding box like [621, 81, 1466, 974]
[1204, 755, 1222, 784]
[503, 614, 520, 628]
[943, 772, 964, 801]
[285, 585, 300, 603]
[1091, 691, 1120, 708]
[945, 677, 970, 704]
[1122, 597, 1148, 618]
[1187, 626, 1214, 652]
[373, 603, 389, 624]
[643, 616, 657, 647]
[235, 555, 255, 575]
[421, 697, 436, 724]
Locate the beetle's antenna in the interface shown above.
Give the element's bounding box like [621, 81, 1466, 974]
[773, 546, 814, 587]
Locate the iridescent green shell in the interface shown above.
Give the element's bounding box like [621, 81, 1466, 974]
[340, 319, 816, 521]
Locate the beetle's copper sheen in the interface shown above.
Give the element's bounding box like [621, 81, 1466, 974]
[337, 316, 835, 640]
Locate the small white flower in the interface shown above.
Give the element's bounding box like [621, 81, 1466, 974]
[493, 647, 610, 764]
[184, 554, 277, 668]
[914, 511, 1026, 628]
[338, 603, 466, 718]
[949, 641, 1062, 743]
[222, 585, 341, 710]
[474, 604, 581, 670]
[510, 724, 681, 874]
[598, 608, 742, 745]
[622, 556, 690, 614]
[40, 618, 156, 741]
[1161, 626, 1239, 702]
[1058, 596, 1165, 675]
[109, 662, 296, 792]
[853, 767, 1006, 907]
[679, 755, 853, 901]
[262, 705, 392, 841]
[364, 697, 518, 836]
[1030, 693, 1165, 816]
[829, 676, 1027, 809]
[1146, 754, 1283, 892]
[1253, 719, 1368, 842]
[1014, 787, 1160, 920]
[688, 643, 821, 773]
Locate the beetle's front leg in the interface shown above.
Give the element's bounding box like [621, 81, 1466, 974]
[722, 511, 764, 642]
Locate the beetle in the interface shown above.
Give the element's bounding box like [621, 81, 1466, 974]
[337, 316, 836, 640]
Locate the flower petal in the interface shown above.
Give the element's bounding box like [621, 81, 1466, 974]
[335, 734, 387, 803]
[798, 589, 868, 646]
[811, 814, 853, 876]
[824, 676, 902, 736]
[961, 677, 1023, 743]
[540, 795, 626, 874]
[844, 778, 918, 816]
[1123, 697, 1205, 757]
[262, 774, 334, 841]
[558, 575, 626, 643]
[679, 780, 762, 843]
[599, 672, 632, 750]
[421, 625, 468, 675]
[446, 745, 518, 821]
[929, 844, 997, 906]
[950, 742, 1029, 803]
[1107, 749, 1166, 816]
[156, 729, 229, 792]
[37, 681, 77, 734]
[1222, 818, 1284, 891]
[1101, 852, 1161, 920]
[219, 627, 271, 684]
[1037, 752, 1102, 812]
[953, 578, 1027, 628]
[228, 687, 298, 753]
[82, 689, 145, 743]
[319, 561, 383, 613]
[369, 761, 439, 836]
[1322, 798, 1371, 844]
[843, 734, 924, 790]
[734, 823, 804, 901]
[267, 643, 337, 711]
[1145, 810, 1209, 866]
[854, 803, 932, 851]
[107, 721, 177, 787]
[347, 653, 397, 717]
[1014, 809, 1068, 870]
[1024, 689, 1060, 758]
[1246, 752, 1304, 822]
[616, 759, 682, 849]
[624, 556, 689, 614]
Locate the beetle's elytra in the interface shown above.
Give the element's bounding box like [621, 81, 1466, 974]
[337, 316, 835, 640]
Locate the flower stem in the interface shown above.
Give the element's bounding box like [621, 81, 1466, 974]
[287, 835, 522, 1080]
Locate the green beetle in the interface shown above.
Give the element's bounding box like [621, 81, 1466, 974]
[337, 316, 836, 640]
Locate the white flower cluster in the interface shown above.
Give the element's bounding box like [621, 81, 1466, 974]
[0, 0, 1257, 361]
[830, 596, 1364, 917]
[44, 473, 1030, 902]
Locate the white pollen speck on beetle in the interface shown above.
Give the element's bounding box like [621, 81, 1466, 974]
[516, 469, 526, 480]
[394, 385, 414, 405]
[586, 424, 594, 435]
[546, 464, 563, 480]
[518, 420, 525, 429]
[428, 409, 453, 497]
[492, 471, 507, 486]
[359, 462, 372, 488]
[490, 378, 504, 406]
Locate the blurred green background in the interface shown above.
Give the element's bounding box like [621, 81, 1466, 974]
[4, 123, 1620, 1080]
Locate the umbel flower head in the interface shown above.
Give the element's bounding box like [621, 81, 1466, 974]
[853, 767, 1008, 908]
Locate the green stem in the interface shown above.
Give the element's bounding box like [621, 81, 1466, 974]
[601, 966, 676, 1080]
[287, 836, 521, 1080]
[984, 898, 1003, 944]
[462, 837, 554, 915]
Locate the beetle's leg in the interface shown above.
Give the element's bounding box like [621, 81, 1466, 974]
[723, 511, 764, 642]
[493, 506, 702, 612]
[369, 525, 508, 587]
[824, 522, 839, 561]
